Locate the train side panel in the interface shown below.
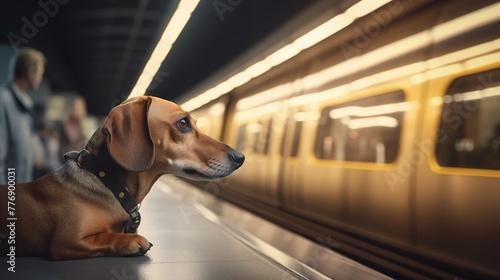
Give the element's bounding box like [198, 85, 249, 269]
[201, 0, 500, 277]
[415, 62, 500, 274]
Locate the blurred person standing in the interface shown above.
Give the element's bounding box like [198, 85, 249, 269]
[0, 48, 46, 184]
[58, 95, 90, 159]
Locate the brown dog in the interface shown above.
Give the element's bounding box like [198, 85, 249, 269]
[0, 96, 244, 260]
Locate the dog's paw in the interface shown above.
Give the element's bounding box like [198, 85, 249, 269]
[126, 242, 153, 257]
[137, 242, 153, 256]
[120, 235, 152, 257]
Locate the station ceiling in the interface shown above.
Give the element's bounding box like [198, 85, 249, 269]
[0, 0, 319, 115]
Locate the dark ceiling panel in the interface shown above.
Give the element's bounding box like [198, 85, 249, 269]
[1, 0, 320, 115]
[145, 0, 319, 102]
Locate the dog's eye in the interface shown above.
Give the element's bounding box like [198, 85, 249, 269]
[177, 118, 191, 132]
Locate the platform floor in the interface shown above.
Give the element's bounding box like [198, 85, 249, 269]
[0, 178, 303, 280]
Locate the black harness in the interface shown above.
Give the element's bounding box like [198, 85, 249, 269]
[64, 149, 141, 233]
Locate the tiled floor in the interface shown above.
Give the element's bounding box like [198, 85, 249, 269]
[0, 179, 302, 280]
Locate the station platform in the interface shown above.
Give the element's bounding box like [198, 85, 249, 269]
[1, 176, 390, 280]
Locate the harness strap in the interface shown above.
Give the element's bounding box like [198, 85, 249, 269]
[64, 150, 141, 233]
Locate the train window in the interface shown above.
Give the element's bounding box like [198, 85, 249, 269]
[235, 122, 260, 154]
[436, 68, 500, 170]
[236, 124, 247, 152]
[252, 121, 263, 153]
[280, 118, 302, 158]
[262, 119, 273, 154]
[315, 91, 406, 163]
[290, 121, 302, 157]
[235, 119, 273, 155]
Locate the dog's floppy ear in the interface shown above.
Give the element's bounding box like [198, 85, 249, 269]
[101, 96, 154, 172]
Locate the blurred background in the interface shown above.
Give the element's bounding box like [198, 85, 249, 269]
[0, 0, 319, 122]
[1, 1, 499, 279]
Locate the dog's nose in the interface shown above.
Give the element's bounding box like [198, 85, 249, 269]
[229, 150, 245, 167]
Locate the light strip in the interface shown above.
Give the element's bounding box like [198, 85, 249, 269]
[236, 44, 498, 118]
[236, 3, 500, 111]
[182, 0, 392, 111]
[347, 116, 398, 129]
[127, 0, 200, 99]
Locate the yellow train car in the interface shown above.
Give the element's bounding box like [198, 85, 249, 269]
[191, 0, 500, 278]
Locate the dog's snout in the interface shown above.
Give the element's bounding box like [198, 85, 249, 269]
[229, 150, 245, 167]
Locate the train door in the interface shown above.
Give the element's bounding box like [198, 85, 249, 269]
[341, 89, 415, 245]
[277, 109, 306, 211]
[228, 107, 283, 207]
[411, 1, 500, 276]
[293, 88, 416, 245]
[415, 65, 500, 276]
[280, 103, 350, 227]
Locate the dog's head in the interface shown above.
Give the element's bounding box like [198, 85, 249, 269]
[100, 96, 244, 180]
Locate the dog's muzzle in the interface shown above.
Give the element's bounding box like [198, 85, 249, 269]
[228, 149, 245, 168]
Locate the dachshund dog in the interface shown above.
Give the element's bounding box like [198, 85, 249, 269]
[0, 96, 244, 260]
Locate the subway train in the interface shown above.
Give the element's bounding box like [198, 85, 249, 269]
[183, 0, 500, 278]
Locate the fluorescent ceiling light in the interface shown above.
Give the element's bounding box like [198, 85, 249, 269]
[431, 2, 500, 43]
[234, 3, 500, 111]
[293, 14, 353, 50]
[128, 0, 200, 99]
[347, 116, 398, 129]
[182, 0, 392, 111]
[329, 102, 410, 119]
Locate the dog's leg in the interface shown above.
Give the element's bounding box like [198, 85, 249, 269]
[50, 233, 152, 260]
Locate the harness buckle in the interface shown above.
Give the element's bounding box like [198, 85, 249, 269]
[77, 149, 90, 168]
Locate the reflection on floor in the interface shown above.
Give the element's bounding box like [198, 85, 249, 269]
[0, 177, 302, 280]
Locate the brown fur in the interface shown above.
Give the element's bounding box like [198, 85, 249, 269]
[0, 96, 244, 260]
